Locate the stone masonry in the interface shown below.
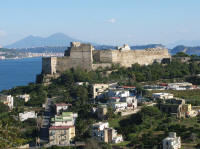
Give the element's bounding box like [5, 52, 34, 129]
[42, 42, 171, 75]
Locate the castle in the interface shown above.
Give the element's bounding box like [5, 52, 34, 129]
[42, 42, 171, 75]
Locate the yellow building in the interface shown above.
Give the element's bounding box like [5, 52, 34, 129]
[183, 104, 192, 113]
[49, 126, 75, 145]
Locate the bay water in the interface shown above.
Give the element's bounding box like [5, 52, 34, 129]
[0, 57, 42, 91]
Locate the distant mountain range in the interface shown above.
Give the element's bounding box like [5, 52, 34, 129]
[5, 33, 79, 49]
[12, 44, 164, 53]
[170, 45, 200, 55]
[5, 32, 200, 55]
[168, 40, 200, 49]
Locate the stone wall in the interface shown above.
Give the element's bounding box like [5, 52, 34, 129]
[92, 63, 112, 70]
[42, 42, 171, 75]
[96, 48, 171, 67]
[42, 57, 57, 74]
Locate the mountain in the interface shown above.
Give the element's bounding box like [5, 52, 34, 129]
[131, 44, 165, 49]
[95, 44, 165, 50]
[168, 40, 200, 49]
[170, 45, 200, 55]
[11, 44, 166, 54]
[5, 33, 79, 49]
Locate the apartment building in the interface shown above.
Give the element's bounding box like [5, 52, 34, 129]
[49, 126, 75, 145]
[163, 132, 181, 149]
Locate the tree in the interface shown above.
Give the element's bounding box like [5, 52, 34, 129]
[0, 102, 9, 113]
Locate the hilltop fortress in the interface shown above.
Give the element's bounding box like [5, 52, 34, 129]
[42, 42, 171, 75]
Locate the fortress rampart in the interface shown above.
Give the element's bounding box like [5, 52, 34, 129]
[42, 42, 171, 74]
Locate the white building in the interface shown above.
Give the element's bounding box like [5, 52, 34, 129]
[75, 82, 89, 86]
[112, 133, 123, 144]
[107, 89, 130, 98]
[163, 132, 181, 149]
[55, 103, 71, 114]
[0, 56, 5, 59]
[0, 95, 14, 109]
[152, 93, 174, 100]
[168, 82, 193, 90]
[19, 111, 37, 121]
[120, 96, 137, 109]
[93, 122, 109, 131]
[51, 112, 78, 127]
[108, 97, 121, 103]
[17, 94, 30, 102]
[110, 102, 127, 112]
[117, 44, 131, 51]
[92, 122, 123, 144]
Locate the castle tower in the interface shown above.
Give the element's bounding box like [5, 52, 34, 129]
[42, 57, 57, 74]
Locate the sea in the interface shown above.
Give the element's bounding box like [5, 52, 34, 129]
[0, 57, 42, 91]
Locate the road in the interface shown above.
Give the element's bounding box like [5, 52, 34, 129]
[39, 98, 54, 143]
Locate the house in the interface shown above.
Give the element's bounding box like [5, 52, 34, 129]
[143, 85, 166, 90]
[174, 56, 190, 63]
[96, 105, 108, 120]
[163, 132, 181, 149]
[19, 111, 37, 121]
[120, 96, 137, 109]
[108, 97, 121, 103]
[55, 103, 71, 114]
[51, 112, 78, 126]
[168, 82, 193, 90]
[0, 95, 14, 109]
[110, 102, 127, 112]
[104, 128, 123, 143]
[49, 126, 75, 145]
[107, 89, 130, 98]
[107, 96, 137, 111]
[92, 122, 123, 144]
[152, 93, 174, 100]
[183, 104, 197, 118]
[93, 84, 109, 99]
[107, 96, 137, 112]
[17, 94, 30, 102]
[158, 98, 186, 118]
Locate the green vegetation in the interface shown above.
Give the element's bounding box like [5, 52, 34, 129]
[0, 105, 37, 148]
[110, 106, 200, 148]
[109, 60, 200, 83]
[1, 56, 200, 148]
[8, 83, 47, 107]
[173, 52, 190, 57]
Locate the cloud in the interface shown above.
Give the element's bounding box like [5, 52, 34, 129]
[107, 18, 116, 24]
[0, 30, 6, 37]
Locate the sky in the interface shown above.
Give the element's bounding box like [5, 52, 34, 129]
[0, 0, 200, 46]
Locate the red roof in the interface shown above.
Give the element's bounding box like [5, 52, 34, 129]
[159, 83, 168, 86]
[122, 86, 135, 89]
[110, 97, 120, 99]
[55, 103, 72, 106]
[49, 126, 73, 130]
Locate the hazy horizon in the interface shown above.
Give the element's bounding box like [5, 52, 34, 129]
[1, 0, 200, 47]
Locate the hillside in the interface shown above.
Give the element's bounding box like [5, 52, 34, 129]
[0, 48, 25, 58]
[170, 45, 200, 55]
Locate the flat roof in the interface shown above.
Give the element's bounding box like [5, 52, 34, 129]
[56, 103, 72, 106]
[49, 126, 73, 130]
